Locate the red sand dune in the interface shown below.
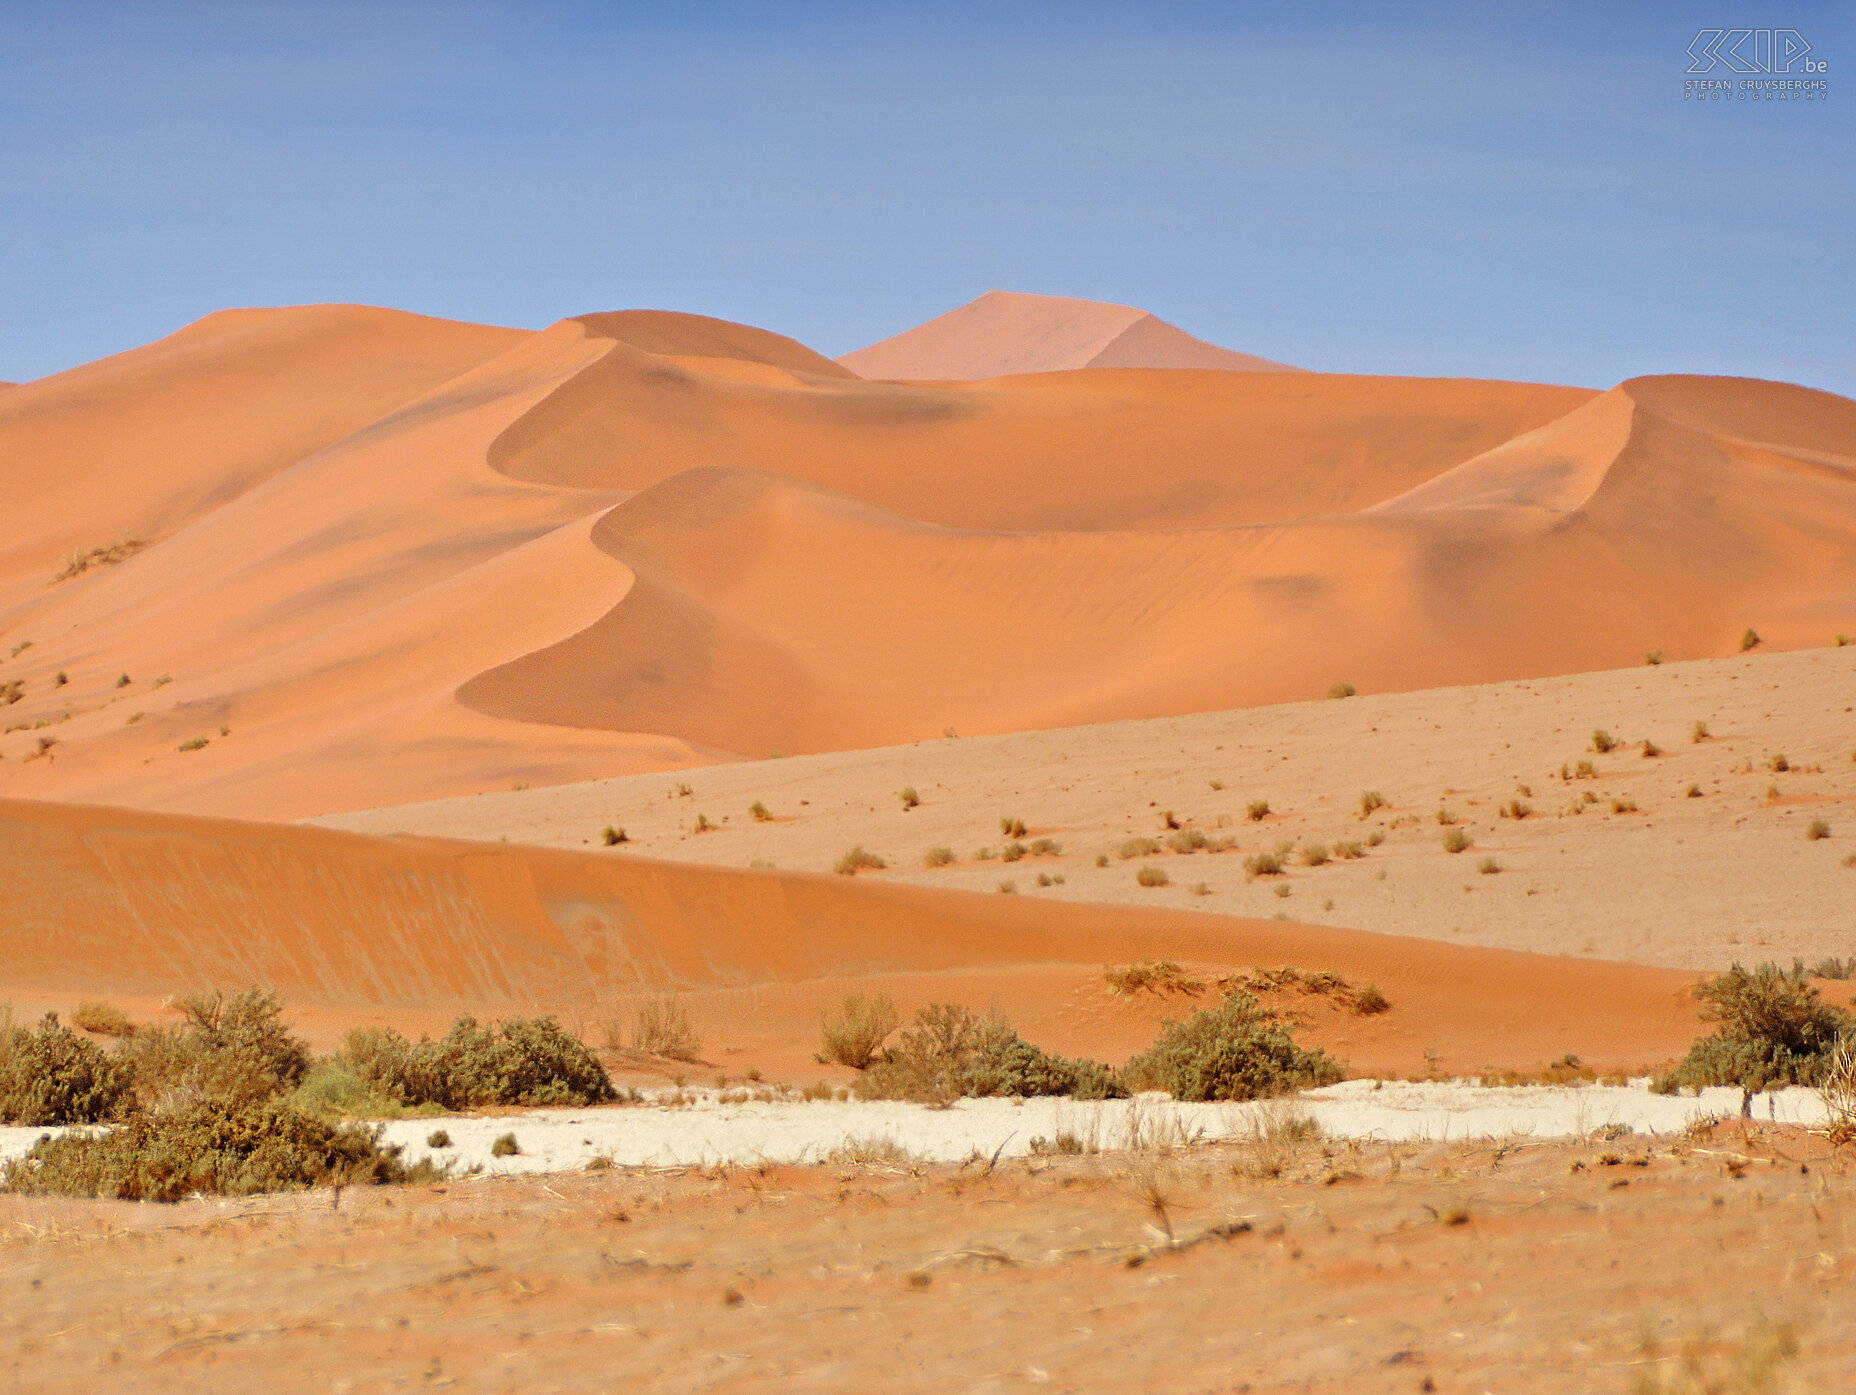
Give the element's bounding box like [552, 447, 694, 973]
[838, 290, 1301, 379]
[0, 302, 1851, 821]
[0, 797, 1700, 1076]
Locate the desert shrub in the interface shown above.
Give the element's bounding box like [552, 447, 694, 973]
[427, 1128, 452, 1148]
[127, 989, 311, 1110]
[1365, 830, 1385, 847]
[1, 1099, 419, 1201]
[1095, 853, 1109, 867]
[999, 816, 1027, 838]
[1500, 799, 1531, 820]
[1807, 818, 1831, 841]
[1028, 837, 1062, 856]
[288, 1058, 423, 1121]
[1640, 739, 1661, 758]
[1810, 956, 1856, 980]
[1328, 682, 1356, 699]
[1331, 841, 1363, 859]
[69, 1000, 134, 1037]
[834, 845, 885, 875]
[1352, 984, 1391, 1016]
[817, 993, 899, 1069]
[1123, 993, 1344, 1102]
[1167, 829, 1208, 854]
[1435, 808, 1457, 826]
[345, 1014, 616, 1108]
[177, 736, 209, 752]
[1136, 866, 1169, 888]
[1160, 810, 1180, 830]
[1686, 784, 1703, 798]
[1118, 837, 1160, 859]
[602, 825, 627, 845]
[1000, 841, 1027, 862]
[1477, 856, 1501, 875]
[897, 787, 919, 809]
[1768, 753, 1789, 773]
[996, 879, 1017, 893]
[922, 846, 956, 868]
[749, 800, 773, 822]
[692, 813, 715, 833]
[627, 997, 701, 1063]
[0, 1013, 137, 1125]
[1740, 627, 1760, 651]
[1610, 797, 1638, 814]
[490, 1132, 521, 1158]
[857, 1003, 1123, 1104]
[1299, 844, 1329, 867]
[1246, 800, 1270, 821]
[1655, 962, 1850, 1112]
[1190, 882, 1211, 896]
[1822, 1035, 1856, 1145]
[1104, 960, 1203, 997]
[1442, 828, 1472, 854]
[1644, 651, 1662, 665]
[1243, 852, 1284, 880]
[1591, 730, 1616, 754]
[1358, 791, 1386, 817]
[1691, 720, 1709, 743]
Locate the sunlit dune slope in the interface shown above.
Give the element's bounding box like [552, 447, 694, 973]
[838, 290, 1301, 379]
[0, 305, 524, 609]
[0, 797, 1699, 1076]
[461, 375, 1856, 758]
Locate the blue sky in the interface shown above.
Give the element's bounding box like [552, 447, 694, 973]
[2, 2, 1850, 393]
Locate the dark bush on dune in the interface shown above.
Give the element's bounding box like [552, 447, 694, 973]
[1123, 992, 1344, 1102]
[0, 1013, 137, 1125]
[2, 1098, 426, 1201]
[344, 1014, 615, 1110]
[857, 1003, 1125, 1104]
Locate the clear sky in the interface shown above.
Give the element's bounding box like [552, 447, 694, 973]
[2, 1, 1850, 394]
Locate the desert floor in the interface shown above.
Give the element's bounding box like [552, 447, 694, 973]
[1, 1123, 1847, 1393]
[325, 645, 1856, 972]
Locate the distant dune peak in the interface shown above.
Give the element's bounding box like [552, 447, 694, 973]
[839, 289, 1303, 380]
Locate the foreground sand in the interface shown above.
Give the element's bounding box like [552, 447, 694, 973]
[326, 644, 1856, 971]
[1, 1126, 1847, 1392]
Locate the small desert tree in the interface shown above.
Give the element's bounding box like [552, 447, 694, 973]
[1657, 962, 1850, 1116]
[817, 992, 900, 1069]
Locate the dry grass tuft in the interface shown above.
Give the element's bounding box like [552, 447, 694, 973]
[625, 996, 702, 1062]
[1118, 837, 1161, 859]
[1104, 960, 1204, 997]
[69, 1001, 134, 1038]
[749, 800, 773, 822]
[1246, 800, 1271, 822]
[1477, 856, 1502, 875]
[897, 787, 920, 809]
[1358, 790, 1386, 817]
[1442, 827, 1472, 854]
[835, 845, 886, 876]
[1243, 852, 1284, 880]
[52, 539, 147, 584]
[999, 816, 1027, 839]
[1806, 818, 1830, 841]
[922, 845, 956, 868]
[1327, 682, 1356, 699]
[602, 825, 627, 845]
[1135, 866, 1170, 888]
[817, 993, 899, 1070]
[1591, 729, 1617, 754]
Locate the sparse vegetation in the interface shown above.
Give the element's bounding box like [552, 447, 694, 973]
[1499, 798, 1531, 820]
[897, 787, 919, 809]
[1767, 753, 1789, 773]
[1028, 837, 1062, 856]
[749, 800, 773, 822]
[623, 998, 701, 1063]
[996, 879, 1017, 893]
[1643, 651, 1662, 665]
[1740, 627, 1761, 651]
[1327, 682, 1356, 699]
[1246, 800, 1270, 821]
[1243, 852, 1284, 880]
[602, 825, 627, 845]
[857, 1004, 1124, 1104]
[1821, 1034, 1856, 1146]
[1691, 720, 1710, 743]
[490, 1132, 521, 1158]
[1591, 729, 1617, 754]
[817, 992, 899, 1069]
[1118, 837, 1161, 859]
[1358, 791, 1385, 817]
[999, 816, 1027, 838]
[346, 1014, 617, 1107]
[1167, 829, 1208, 854]
[834, 844, 886, 875]
[1000, 841, 1027, 862]
[1104, 960, 1203, 997]
[426, 1129, 452, 1148]
[1299, 844, 1329, 867]
[178, 736, 209, 752]
[1365, 830, 1384, 847]
[1136, 865, 1170, 888]
[1686, 784, 1703, 798]
[69, 1001, 134, 1037]
[692, 813, 715, 833]
[52, 539, 147, 584]
[0, 1012, 137, 1125]
[1095, 853, 1109, 867]
[1640, 738, 1660, 758]
[1123, 993, 1344, 1102]
[126, 989, 311, 1110]
[1442, 827, 1472, 854]
[922, 846, 956, 868]
[1477, 856, 1501, 875]
[1654, 962, 1851, 1113]
[1610, 796, 1638, 814]
[1331, 841, 1364, 859]
[1808, 818, 1831, 840]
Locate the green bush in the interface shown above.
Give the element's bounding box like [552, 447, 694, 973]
[0, 1013, 137, 1125]
[1654, 962, 1850, 1111]
[1, 1099, 421, 1201]
[1123, 993, 1344, 1102]
[126, 989, 310, 1109]
[344, 1015, 616, 1110]
[857, 1004, 1124, 1104]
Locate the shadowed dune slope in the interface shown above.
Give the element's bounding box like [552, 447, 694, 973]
[0, 798, 1699, 1073]
[839, 290, 1301, 379]
[461, 375, 1856, 757]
